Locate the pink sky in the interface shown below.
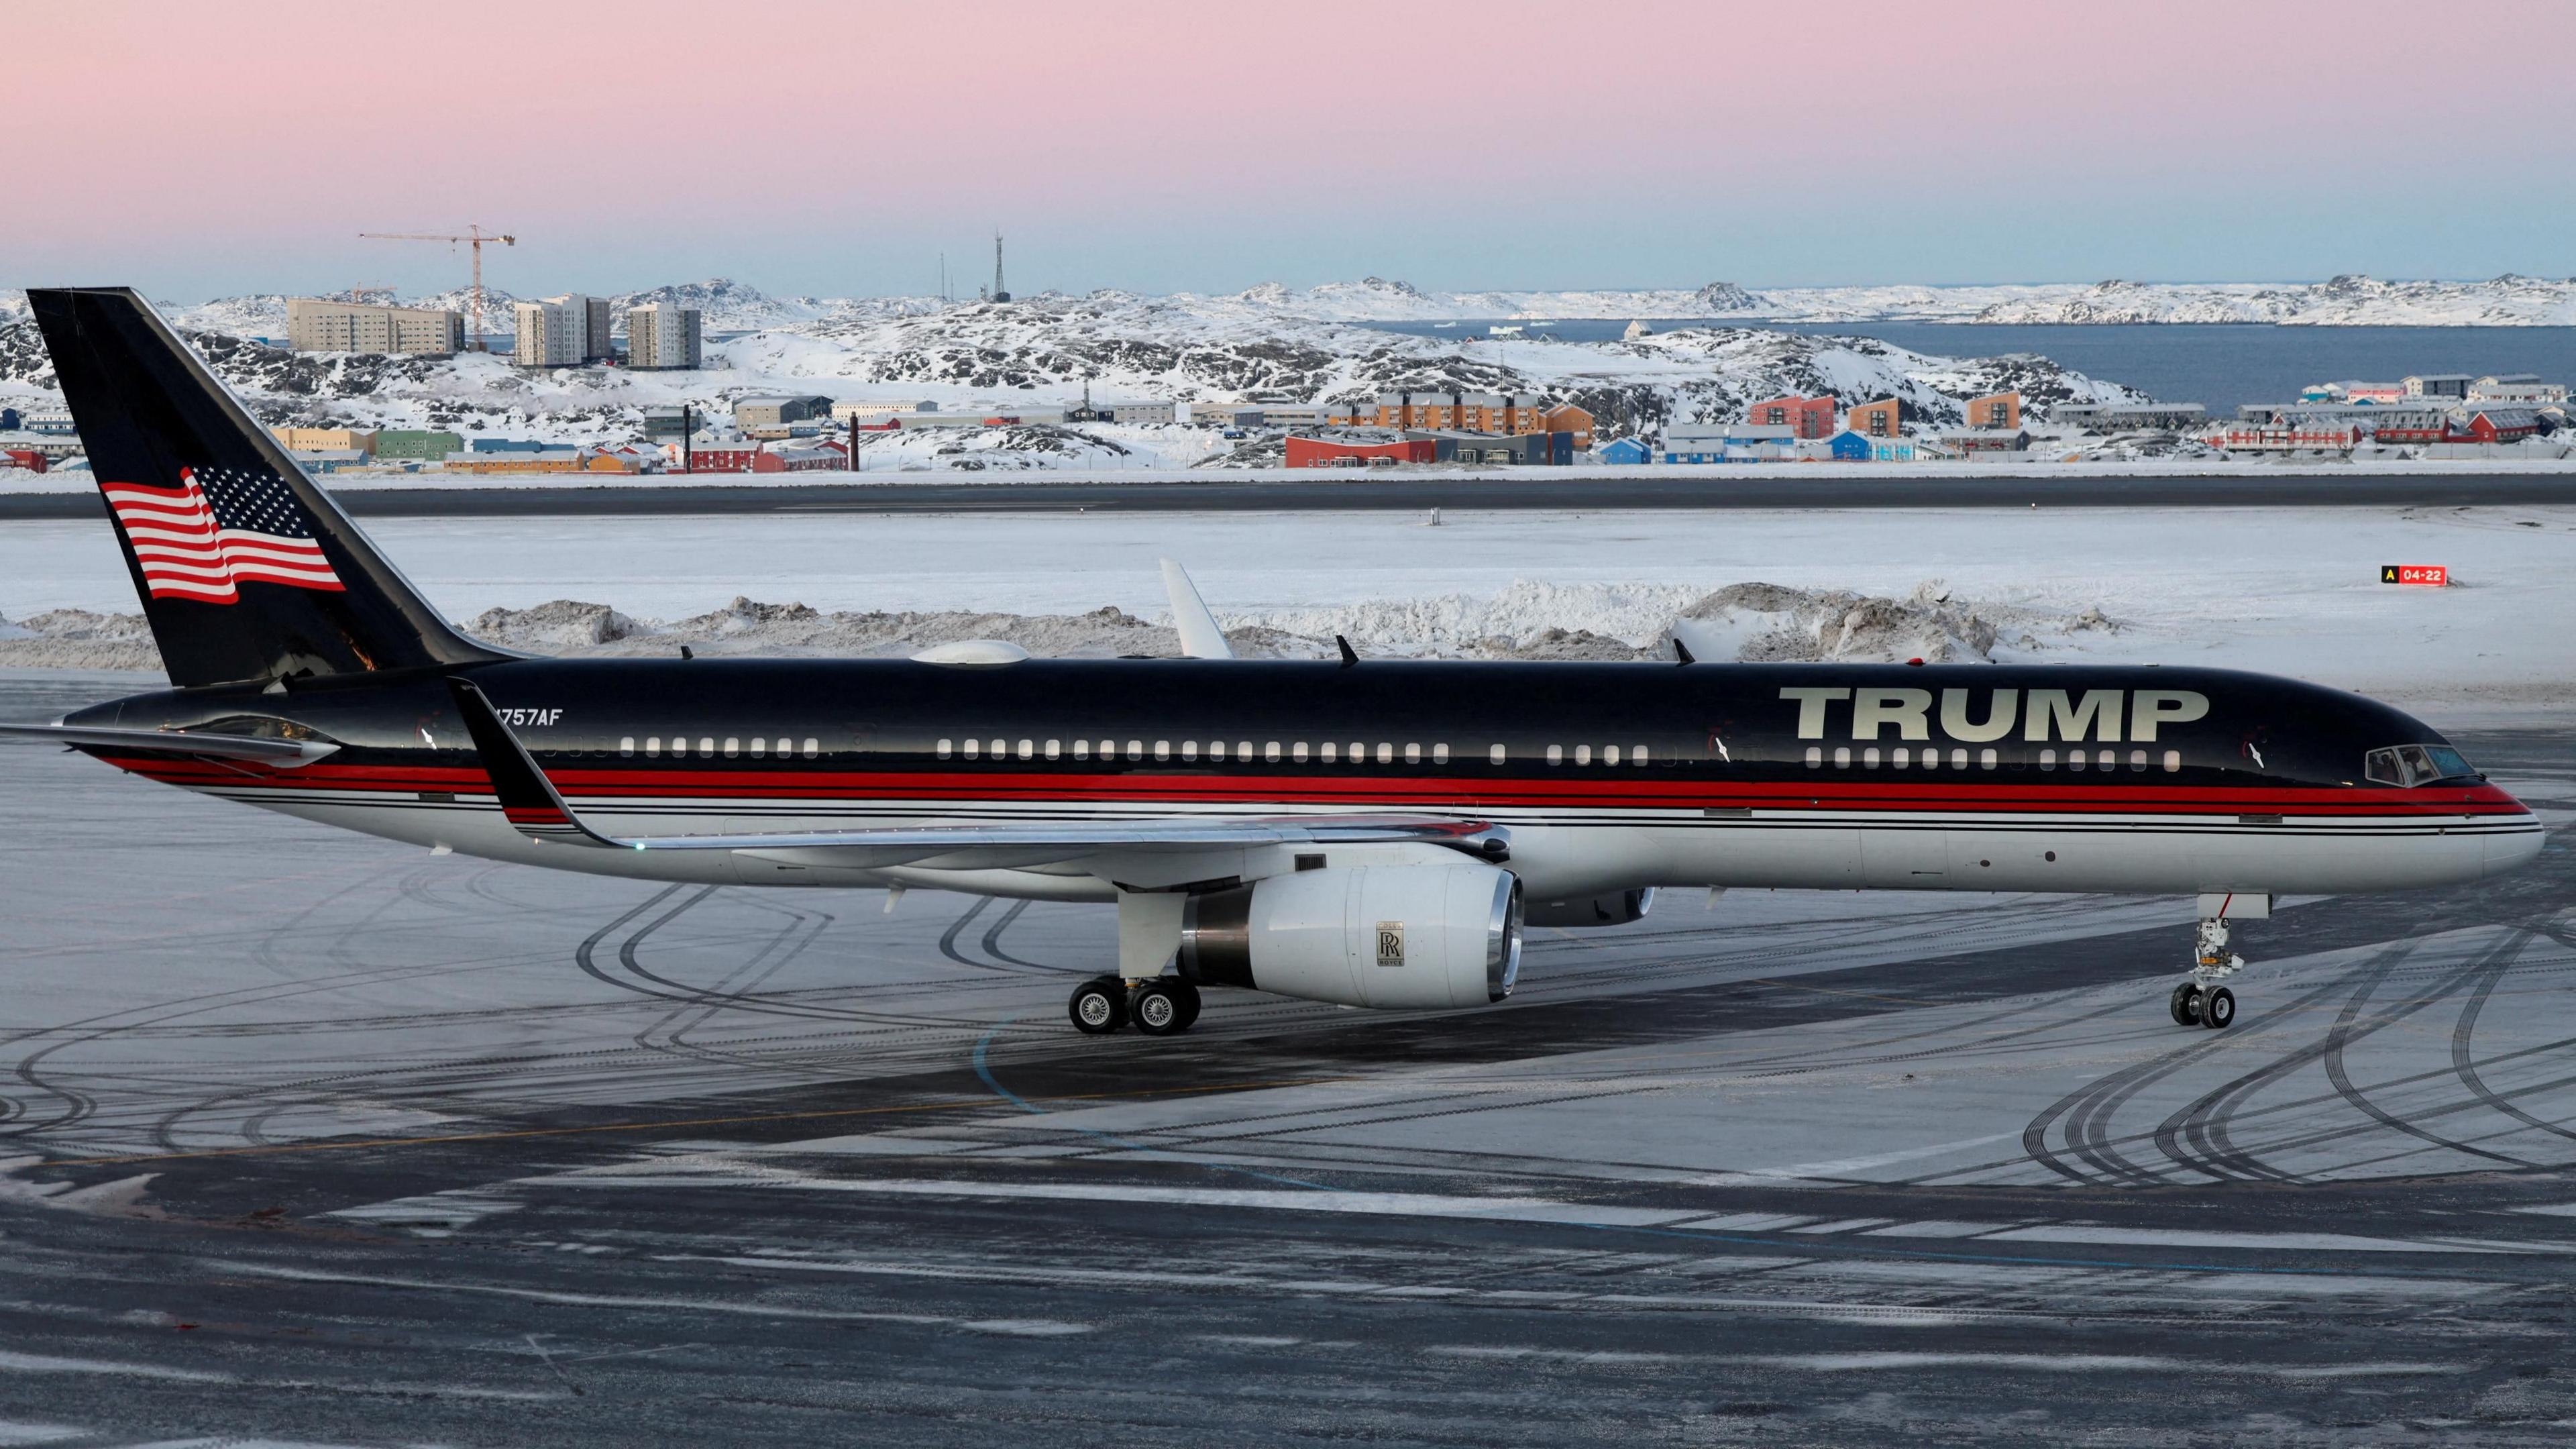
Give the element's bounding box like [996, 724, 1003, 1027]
[13, 0, 2573, 298]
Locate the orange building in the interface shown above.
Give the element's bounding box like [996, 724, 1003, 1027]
[1360, 392, 1593, 447]
[1742, 395, 1836, 439]
[1845, 398, 1902, 438]
[1965, 391, 2021, 429]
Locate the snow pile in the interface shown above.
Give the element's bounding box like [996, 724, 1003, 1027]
[0, 582, 2127, 674]
[0, 608, 162, 669]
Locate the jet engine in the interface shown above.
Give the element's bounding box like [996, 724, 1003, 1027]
[1525, 887, 1655, 928]
[1178, 864, 1522, 1009]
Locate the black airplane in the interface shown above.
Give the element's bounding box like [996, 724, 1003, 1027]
[6, 288, 2541, 1037]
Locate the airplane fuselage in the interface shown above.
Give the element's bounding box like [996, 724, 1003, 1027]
[65, 655, 2542, 904]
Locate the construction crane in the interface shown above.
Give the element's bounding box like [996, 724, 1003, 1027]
[358, 225, 516, 350]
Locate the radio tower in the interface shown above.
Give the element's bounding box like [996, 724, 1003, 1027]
[990, 231, 1010, 303]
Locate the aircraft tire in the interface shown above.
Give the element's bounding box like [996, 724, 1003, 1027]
[1069, 977, 1128, 1034]
[2200, 986, 2236, 1030]
[2169, 982, 2202, 1026]
[1130, 979, 1191, 1036]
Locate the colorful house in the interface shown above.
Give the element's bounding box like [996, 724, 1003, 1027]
[1827, 429, 1916, 462]
[1285, 435, 1436, 468]
[1843, 398, 1902, 439]
[1964, 392, 2021, 430]
[1741, 395, 1836, 439]
[1593, 437, 1650, 466]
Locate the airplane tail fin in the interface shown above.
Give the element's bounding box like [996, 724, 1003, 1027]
[27, 286, 508, 689]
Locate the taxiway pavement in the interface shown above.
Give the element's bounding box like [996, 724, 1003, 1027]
[3, 674, 2573, 1444]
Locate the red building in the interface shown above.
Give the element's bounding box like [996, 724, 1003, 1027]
[2445, 407, 2539, 444]
[1743, 395, 1836, 439]
[753, 447, 840, 472]
[1, 449, 46, 474]
[680, 445, 759, 473]
[1285, 435, 1436, 468]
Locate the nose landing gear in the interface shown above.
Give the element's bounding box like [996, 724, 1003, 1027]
[2169, 914, 2245, 1030]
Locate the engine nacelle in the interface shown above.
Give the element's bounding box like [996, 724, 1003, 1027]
[1179, 864, 1522, 1009]
[1524, 887, 1655, 928]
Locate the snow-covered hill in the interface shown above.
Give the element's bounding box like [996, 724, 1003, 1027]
[0, 285, 2145, 466]
[1965, 274, 2576, 327]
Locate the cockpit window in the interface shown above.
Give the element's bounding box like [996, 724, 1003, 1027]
[2364, 743, 2479, 788]
[194, 714, 329, 743]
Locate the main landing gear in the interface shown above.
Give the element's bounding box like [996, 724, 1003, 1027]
[1067, 975, 1202, 1036]
[2168, 914, 2244, 1030]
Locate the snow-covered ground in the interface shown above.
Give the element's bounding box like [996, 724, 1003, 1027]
[5, 505, 2571, 710]
[63, 272, 2570, 331]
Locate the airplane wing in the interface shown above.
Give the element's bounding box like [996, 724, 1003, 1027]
[444, 678, 1505, 869]
[0, 721, 341, 767]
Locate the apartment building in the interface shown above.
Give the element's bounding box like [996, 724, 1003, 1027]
[286, 298, 466, 356]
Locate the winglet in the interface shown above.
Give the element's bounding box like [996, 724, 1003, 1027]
[445, 677, 623, 848]
[1159, 558, 1233, 659]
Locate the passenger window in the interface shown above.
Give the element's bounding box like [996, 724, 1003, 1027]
[2164, 750, 2182, 773]
[1154, 741, 1170, 761]
[1575, 745, 1593, 765]
[989, 739, 1004, 759]
[1547, 745, 1564, 765]
[1293, 742, 1309, 762]
[1863, 747, 1880, 769]
[1348, 741, 1363, 762]
[1321, 742, 1337, 762]
[1604, 745, 1620, 765]
[937, 738, 953, 758]
[1099, 740, 1114, 759]
[1980, 748, 1996, 769]
[668, 738, 685, 758]
[1073, 739, 1090, 759]
[2129, 749, 2147, 771]
[1489, 744, 1507, 764]
[1239, 741, 1254, 760]
[1128, 740, 1144, 760]
[2070, 751, 2087, 772]
[1046, 739, 1061, 759]
[1833, 747, 1851, 768]
[2039, 749, 2056, 770]
[698, 737, 714, 755]
[1633, 745, 1648, 765]
[1375, 743, 1392, 764]
[1890, 746, 1909, 769]
[1954, 748, 1970, 769]
[1265, 742, 1282, 762]
[802, 738, 818, 758]
[647, 736, 661, 757]
[1434, 743, 1450, 763]
[620, 737, 635, 757]
[1181, 741, 1197, 761]
[964, 739, 980, 759]
[2098, 749, 2115, 769]
[1806, 746, 1822, 768]
[749, 738, 766, 757]
[1405, 743, 1421, 764]
[724, 737, 739, 757]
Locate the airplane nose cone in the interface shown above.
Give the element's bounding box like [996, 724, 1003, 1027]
[2484, 812, 2546, 878]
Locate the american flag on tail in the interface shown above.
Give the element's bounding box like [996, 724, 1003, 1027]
[100, 466, 345, 603]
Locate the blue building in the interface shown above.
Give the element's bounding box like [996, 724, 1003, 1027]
[1829, 429, 1916, 462]
[0, 407, 17, 432]
[470, 437, 549, 453]
[1594, 437, 1650, 466]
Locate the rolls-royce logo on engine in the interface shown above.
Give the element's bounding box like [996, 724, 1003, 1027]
[1375, 922, 1405, 967]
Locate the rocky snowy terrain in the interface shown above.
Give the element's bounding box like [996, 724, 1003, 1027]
[0, 282, 2144, 467]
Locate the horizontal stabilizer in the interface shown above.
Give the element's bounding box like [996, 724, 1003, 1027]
[0, 721, 339, 767]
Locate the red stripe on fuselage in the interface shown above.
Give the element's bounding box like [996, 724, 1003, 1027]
[87, 753, 2530, 818]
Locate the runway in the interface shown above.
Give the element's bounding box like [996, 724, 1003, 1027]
[3, 670, 2575, 1444]
[8, 470, 2576, 519]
